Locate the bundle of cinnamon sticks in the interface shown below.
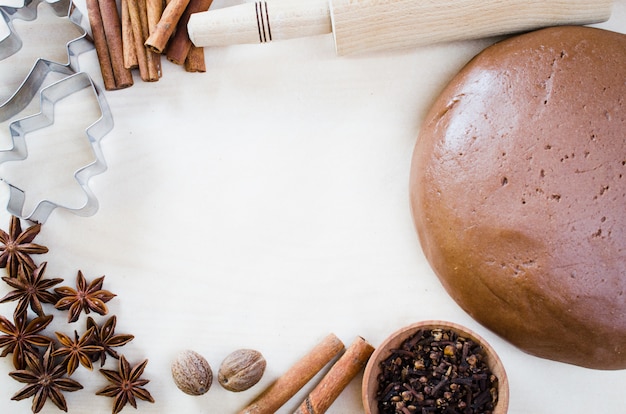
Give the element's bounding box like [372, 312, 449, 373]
[238, 333, 375, 414]
[86, 0, 214, 90]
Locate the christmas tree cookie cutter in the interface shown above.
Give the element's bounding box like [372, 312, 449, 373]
[0, 0, 114, 223]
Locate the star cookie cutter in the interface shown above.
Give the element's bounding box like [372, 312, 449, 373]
[0, 0, 114, 223]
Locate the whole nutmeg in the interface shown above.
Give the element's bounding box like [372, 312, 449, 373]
[171, 350, 213, 395]
[218, 349, 266, 392]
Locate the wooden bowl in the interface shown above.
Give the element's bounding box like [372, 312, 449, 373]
[362, 320, 509, 414]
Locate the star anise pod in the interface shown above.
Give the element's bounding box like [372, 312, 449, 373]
[1, 262, 63, 317]
[86, 315, 134, 366]
[96, 355, 154, 414]
[0, 313, 53, 369]
[54, 270, 116, 323]
[0, 215, 48, 278]
[52, 327, 103, 376]
[9, 343, 83, 413]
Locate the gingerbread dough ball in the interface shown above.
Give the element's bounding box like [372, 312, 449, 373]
[410, 26, 626, 369]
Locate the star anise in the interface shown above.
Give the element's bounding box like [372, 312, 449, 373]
[52, 327, 103, 376]
[0, 313, 53, 369]
[86, 315, 134, 366]
[54, 270, 116, 323]
[0, 262, 63, 317]
[96, 355, 154, 414]
[9, 343, 83, 413]
[0, 215, 48, 278]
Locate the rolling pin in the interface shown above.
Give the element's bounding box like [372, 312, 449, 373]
[187, 0, 613, 55]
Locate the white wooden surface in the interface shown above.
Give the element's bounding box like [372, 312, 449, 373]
[0, 0, 625, 413]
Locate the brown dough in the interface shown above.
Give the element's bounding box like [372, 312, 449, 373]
[409, 26, 626, 369]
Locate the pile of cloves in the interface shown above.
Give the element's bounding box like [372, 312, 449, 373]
[375, 328, 498, 414]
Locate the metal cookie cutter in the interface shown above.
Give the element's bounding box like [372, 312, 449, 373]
[0, 0, 114, 223]
[0, 0, 92, 64]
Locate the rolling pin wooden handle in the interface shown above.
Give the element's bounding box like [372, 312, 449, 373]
[187, 0, 331, 47]
[187, 0, 614, 55]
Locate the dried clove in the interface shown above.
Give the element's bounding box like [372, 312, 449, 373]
[375, 328, 498, 414]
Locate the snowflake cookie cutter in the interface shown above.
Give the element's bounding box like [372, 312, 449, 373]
[0, 0, 114, 223]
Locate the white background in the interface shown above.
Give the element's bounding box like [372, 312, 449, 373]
[0, 0, 625, 413]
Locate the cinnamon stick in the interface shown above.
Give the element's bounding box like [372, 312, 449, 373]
[166, 0, 213, 65]
[98, 0, 134, 88]
[140, 0, 162, 80]
[184, 45, 206, 72]
[127, 0, 160, 81]
[146, 0, 164, 34]
[86, 0, 116, 90]
[146, 0, 163, 78]
[144, 0, 191, 54]
[126, 0, 149, 78]
[238, 333, 345, 414]
[293, 337, 375, 414]
[121, 0, 138, 69]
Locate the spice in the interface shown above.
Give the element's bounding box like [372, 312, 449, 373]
[0, 262, 62, 317]
[294, 336, 375, 414]
[184, 45, 207, 73]
[54, 270, 117, 323]
[239, 333, 345, 414]
[0, 216, 149, 413]
[86, 0, 115, 90]
[375, 328, 499, 414]
[144, 0, 192, 54]
[218, 349, 266, 392]
[0, 216, 48, 278]
[166, 0, 214, 65]
[146, 0, 164, 36]
[127, 0, 160, 82]
[96, 355, 155, 414]
[86, 315, 135, 367]
[52, 327, 103, 375]
[171, 349, 213, 395]
[84, 0, 219, 85]
[0, 313, 53, 370]
[86, 0, 133, 90]
[9, 343, 83, 413]
[121, 0, 138, 70]
[145, 0, 163, 77]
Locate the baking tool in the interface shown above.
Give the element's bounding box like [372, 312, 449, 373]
[0, 70, 113, 224]
[188, 0, 613, 55]
[0, 0, 114, 223]
[1, 0, 94, 105]
[0, 0, 39, 60]
[1, 0, 92, 62]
